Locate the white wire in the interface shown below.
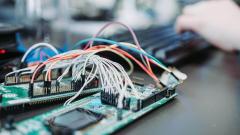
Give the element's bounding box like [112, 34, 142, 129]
[64, 57, 98, 105]
[63, 53, 144, 107]
[21, 42, 59, 63]
[49, 47, 134, 83]
[37, 47, 143, 108]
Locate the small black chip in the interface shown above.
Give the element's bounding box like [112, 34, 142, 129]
[47, 108, 105, 134]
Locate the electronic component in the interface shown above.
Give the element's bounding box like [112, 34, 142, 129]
[47, 108, 105, 134]
[4, 60, 71, 86]
[136, 88, 175, 111]
[0, 22, 187, 135]
[0, 77, 99, 109]
[100, 89, 131, 109]
[1, 58, 100, 109]
[28, 76, 98, 98]
[0, 84, 177, 135]
[100, 86, 175, 112]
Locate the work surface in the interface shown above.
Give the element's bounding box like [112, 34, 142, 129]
[1, 50, 240, 135]
[117, 50, 240, 135]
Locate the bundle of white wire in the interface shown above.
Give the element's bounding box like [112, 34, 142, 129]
[61, 52, 143, 108]
[34, 48, 141, 108]
[22, 42, 143, 109]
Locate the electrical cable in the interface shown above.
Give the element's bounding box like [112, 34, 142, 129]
[21, 42, 59, 63]
[73, 38, 171, 72]
[83, 21, 152, 72]
[86, 45, 159, 82]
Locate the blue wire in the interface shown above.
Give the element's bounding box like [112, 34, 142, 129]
[73, 38, 167, 68]
[16, 33, 26, 52]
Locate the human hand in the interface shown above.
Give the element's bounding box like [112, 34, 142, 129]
[176, 0, 240, 51]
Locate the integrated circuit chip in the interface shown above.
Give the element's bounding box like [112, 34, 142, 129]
[47, 108, 105, 134]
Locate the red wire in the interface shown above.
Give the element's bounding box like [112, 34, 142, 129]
[86, 45, 159, 82]
[32, 46, 160, 83]
[31, 54, 80, 83]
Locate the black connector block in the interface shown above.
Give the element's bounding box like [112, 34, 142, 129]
[72, 75, 85, 91]
[44, 81, 51, 95]
[28, 83, 34, 98]
[56, 81, 60, 93]
[100, 90, 131, 110]
[72, 80, 82, 92]
[136, 88, 175, 111]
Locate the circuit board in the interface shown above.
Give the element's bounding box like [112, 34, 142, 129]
[0, 78, 100, 109]
[0, 85, 177, 135]
[0, 22, 187, 135]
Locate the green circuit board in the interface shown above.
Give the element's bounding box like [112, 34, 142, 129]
[0, 79, 100, 108]
[0, 85, 177, 135]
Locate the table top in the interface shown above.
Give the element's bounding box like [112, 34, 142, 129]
[1, 50, 240, 135]
[116, 50, 240, 135]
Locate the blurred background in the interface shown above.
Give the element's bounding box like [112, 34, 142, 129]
[0, 0, 200, 47]
[0, 0, 207, 82]
[1, 2, 240, 135]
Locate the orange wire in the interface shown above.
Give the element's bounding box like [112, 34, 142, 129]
[84, 41, 153, 74]
[46, 50, 97, 82]
[86, 45, 159, 82]
[32, 46, 159, 83]
[31, 54, 81, 83]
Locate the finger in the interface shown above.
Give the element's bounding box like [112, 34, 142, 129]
[183, 1, 212, 15]
[175, 15, 200, 33]
[183, 5, 196, 15]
